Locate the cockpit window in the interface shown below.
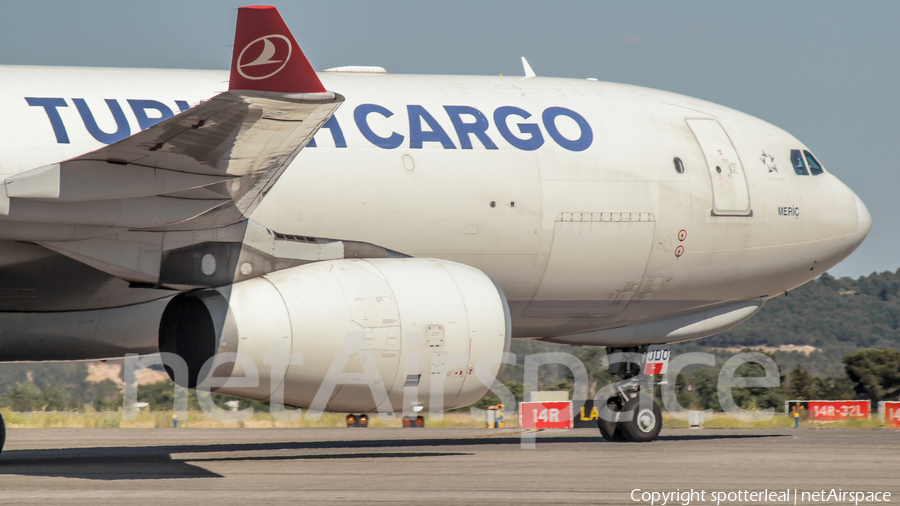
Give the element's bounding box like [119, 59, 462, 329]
[791, 149, 808, 175]
[804, 151, 824, 176]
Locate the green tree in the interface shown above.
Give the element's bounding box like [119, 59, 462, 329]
[3, 381, 45, 411]
[691, 269, 900, 377]
[730, 355, 785, 411]
[135, 381, 175, 410]
[42, 383, 70, 411]
[131, 379, 271, 413]
[571, 347, 614, 398]
[669, 369, 697, 410]
[86, 379, 123, 411]
[688, 368, 721, 411]
[786, 364, 818, 399]
[813, 376, 854, 400]
[843, 348, 900, 402]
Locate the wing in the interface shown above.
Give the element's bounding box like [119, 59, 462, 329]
[2, 90, 341, 232]
[0, 6, 396, 289]
[1, 6, 339, 235]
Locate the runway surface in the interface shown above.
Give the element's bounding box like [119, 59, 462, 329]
[0, 427, 897, 505]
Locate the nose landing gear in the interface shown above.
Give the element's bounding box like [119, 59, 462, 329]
[621, 396, 663, 442]
[597, 398, 629, 442]
[597, 346, 665, 443]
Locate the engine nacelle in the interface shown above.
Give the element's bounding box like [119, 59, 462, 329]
[159, 258, 511, 413]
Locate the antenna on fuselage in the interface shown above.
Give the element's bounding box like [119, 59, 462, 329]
[521, 57, 536, 77]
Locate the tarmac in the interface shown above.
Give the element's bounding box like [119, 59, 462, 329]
[0, 427, 897, 505]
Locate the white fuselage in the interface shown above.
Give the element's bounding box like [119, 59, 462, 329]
[0, 65, 869, 353]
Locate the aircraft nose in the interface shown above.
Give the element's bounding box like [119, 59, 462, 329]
[854, 191, 872, 244]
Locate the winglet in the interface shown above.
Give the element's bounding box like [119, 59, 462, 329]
[229, 5, 326, 93]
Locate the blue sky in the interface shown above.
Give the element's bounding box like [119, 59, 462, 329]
[0, 0, 896, 278]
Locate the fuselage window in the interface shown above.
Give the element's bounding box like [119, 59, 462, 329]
[674, 157, 685, 174]
[804, 151, 824, 176]
[791, 149, 808, 175]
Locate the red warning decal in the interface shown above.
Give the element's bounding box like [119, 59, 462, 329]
[675, 245, 684, 257]
[678, 229, 687, 241]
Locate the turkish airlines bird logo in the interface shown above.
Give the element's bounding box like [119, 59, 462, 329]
[237, 34, 292, 80]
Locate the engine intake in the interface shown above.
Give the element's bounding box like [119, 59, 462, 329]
[159, 258, 510, 413]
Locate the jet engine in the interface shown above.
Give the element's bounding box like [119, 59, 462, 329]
[158, 258, 511, 413]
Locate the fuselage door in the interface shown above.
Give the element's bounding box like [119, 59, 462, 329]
[525, 212, 656, 318]
[686, 119, 751, 216]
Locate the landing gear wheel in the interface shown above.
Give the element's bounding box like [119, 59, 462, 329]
[621, 397, 662, 442]
[0, 411, 5, 455]
[597, 399, 630, 442]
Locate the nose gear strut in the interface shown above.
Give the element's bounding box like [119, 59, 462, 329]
[596, 345, 666, 443]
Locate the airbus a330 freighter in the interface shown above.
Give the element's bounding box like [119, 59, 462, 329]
[0, 6, 870, 447]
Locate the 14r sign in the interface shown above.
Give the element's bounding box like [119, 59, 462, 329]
[519, 401, 574, 429]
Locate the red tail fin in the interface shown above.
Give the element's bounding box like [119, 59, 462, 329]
[229, 5, 325, 93]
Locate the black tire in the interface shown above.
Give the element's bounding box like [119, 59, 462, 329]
[0, 411, 5, 455]
[597, 399, 630, 442]
[621, 397, 662, 442]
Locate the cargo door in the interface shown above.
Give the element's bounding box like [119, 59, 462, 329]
[686, 119, 751, 216]
[525, 212, 656, 317]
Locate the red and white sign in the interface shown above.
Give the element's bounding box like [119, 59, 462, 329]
[643, 346, 670, 375]
[882, 401, 900, 428]
[808, 400, 870, 421]
[519, 401, 573, 429]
